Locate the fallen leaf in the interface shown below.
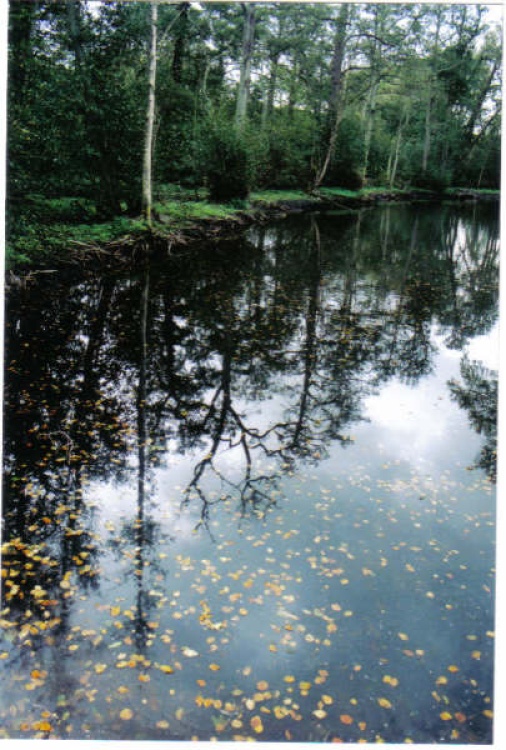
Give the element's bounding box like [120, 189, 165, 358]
[377, 698, 392, 709]
[250, 716, 264, 734]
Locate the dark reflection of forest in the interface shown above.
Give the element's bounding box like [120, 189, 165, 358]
[2, 203, 499, 658]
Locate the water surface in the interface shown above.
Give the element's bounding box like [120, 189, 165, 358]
[1, 203, 498, 742]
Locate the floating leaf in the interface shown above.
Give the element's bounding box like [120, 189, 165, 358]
[313, 709, 327, 719]
[209, 663, 221, 671]
[322, 695, 333, 705]
[377, 698, 392, 709]
[447, 665, 459, 673]
[158, 665, 174, 674]
[340, 714, 353, 724]
[440, 712, 452, 721]
[382, 675, 399, 687]
[182, 647, 199, 658]
[120, 708, 133, 721]
[398, 633, 409, 641]
[250, 716, 264, 734]
[156, 720, 170, 729]
[256, 680, 269, 691]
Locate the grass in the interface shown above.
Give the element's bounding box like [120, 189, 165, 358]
[250, 189, 313, 203]
[6, 182, 499, 268]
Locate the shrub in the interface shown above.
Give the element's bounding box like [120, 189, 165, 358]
[206, 128, 250, 202]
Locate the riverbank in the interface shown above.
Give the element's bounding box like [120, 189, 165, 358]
[5, 186, 499, 273]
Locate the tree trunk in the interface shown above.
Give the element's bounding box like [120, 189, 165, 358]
[142, 2, 158, 225]
[235, 3, 256, 130]
[261, 53, 279, 131]
[171, 2, 189, 84]
[422, 9, 442, 174]
[8, 1, 38, 102]
[312, 3, 349, 190]
[66, 0, 83, 69]
[388, 108, 409, 187]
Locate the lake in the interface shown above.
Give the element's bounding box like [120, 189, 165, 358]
[1, 202, 498, 742]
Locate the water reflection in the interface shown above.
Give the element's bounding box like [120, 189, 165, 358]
[1, 203, 498, 741]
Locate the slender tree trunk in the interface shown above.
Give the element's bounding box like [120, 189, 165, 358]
[312, 3, 349, 190]
[66, 0, 83, 69]
[171, 2, 189, 83]
[235, 3, 256, 130]
[422, 10, 442, 174]
[362, 78, 378, 182]
[143, 2, 158, 225]
[389, 108, 409, 187]
[261, 53, 279, 131]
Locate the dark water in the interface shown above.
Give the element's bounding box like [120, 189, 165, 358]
[1, 203, 498, 742]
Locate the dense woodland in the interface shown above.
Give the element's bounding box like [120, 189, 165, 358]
[7, 1, 502, 223]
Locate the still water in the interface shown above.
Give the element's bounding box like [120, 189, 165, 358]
[1, 203, 498, 742]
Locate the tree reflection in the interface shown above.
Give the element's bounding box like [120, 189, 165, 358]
[448, 356, 498, 482]
[2, 204, 499, 634]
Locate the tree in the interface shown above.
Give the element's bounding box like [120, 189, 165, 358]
[142, 2, 158, 225]
[234, 2, 256, 129]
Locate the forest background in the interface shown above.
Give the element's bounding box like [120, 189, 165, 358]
[1, 0, 503, 266]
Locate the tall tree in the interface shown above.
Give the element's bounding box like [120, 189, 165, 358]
[235, 2, 256, 129]
[312, 3, 350, 189]
[143, 1, 158, 225]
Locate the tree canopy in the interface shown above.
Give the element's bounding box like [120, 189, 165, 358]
[7, 1, 502, 217]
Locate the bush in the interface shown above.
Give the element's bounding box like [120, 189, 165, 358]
[206, 128, 250, 202]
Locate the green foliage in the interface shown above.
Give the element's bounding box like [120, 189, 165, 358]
[206, 127, 251, 202]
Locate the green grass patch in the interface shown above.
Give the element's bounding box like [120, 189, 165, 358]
[250, 189, 312, 203]
[6, 217, 150, 268]
[154, 199, 241, 224]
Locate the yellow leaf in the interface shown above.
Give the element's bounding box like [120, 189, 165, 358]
[483, 710, 493, 719]
[471, 651, 481, 660]
[340, 714, 353, 725]
[435, 676, 448, 686]
[35, 721, 52, 732]
[110, 606, 121, 617]
[313, 709, 327, 719]
[322, 695, 333, 705]
[250, 716, 264, 734]
[382, 675, 399, 687]
[299, 681, 311, 691]
[440, 712, 452, 721]
[398, 633, 409, 641]
[94, 664, 107, 674]
[284, 675, 295, 683]
[209, 663, 220, 671]
[256, 680, 269, 691]
[377, 698, 392, 709]
[156, 720, 170, 729]
[120, 708, 133, 720]
[447, 665, 459, 673]
[158, 665, 174, 674]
